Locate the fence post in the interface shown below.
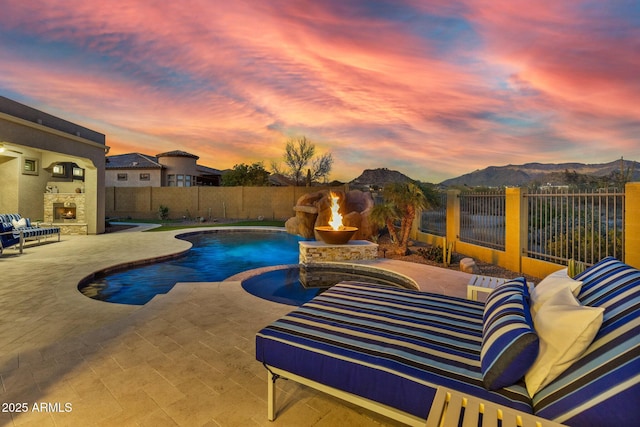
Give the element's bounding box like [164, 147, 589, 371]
[504, 187, 525, 273]
[446, 190, 460, 251]
[625, 182, 640, 268]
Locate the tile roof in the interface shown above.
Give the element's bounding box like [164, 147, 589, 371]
[106, 153, 163, 169]
[268, 173, 296, 186]
[156, 150, 199, 159]
[107, 151, 221, 176]
[196, 164, 222, 175]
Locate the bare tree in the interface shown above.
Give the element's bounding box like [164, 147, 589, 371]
[311, 152, 333, 183]
[276, 136, 333, 185]
[285, 136, 315, 185]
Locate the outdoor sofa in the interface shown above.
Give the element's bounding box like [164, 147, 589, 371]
[256, 256, 640, 426]
[0, 213, 60, 254]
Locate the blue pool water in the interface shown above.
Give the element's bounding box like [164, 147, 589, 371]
[242, 265, 412, 306]
[79, 231, 303, 305]
[241, 268, 326, 306]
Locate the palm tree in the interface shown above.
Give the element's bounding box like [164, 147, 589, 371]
[370, 182, 431, 255]
[369, 202, 400, 244]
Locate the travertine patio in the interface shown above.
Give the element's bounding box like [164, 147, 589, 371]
[0, 226, 470, 426]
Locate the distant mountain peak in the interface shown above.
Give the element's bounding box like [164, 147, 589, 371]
[349, 168, 414, 188]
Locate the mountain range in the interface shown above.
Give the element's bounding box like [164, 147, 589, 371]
[349, 159, 640, 188]
[439, 159, 639, 187]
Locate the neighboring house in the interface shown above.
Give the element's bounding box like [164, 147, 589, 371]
[196, 164, 223, 186]
[268, 173, 296, 186]
[105, 153, 163, 187]
[0, 96, 107, 234]
[106, 150, 221, 187]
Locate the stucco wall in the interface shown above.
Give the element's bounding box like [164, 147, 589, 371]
[19, 147, 50, 220]
[0, 156, 19, 213]
[158, 155, 197, 173]
[105, 169, 162, 187]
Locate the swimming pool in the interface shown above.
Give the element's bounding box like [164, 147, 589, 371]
[79, 230, 304, 305]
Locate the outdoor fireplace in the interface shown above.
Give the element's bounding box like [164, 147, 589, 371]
[44, 193, 87, 234]
[53, 203, 76, 222]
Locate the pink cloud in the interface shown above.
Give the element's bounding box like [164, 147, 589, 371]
[0, 0, 637, 182]
[466, 2, 640, 129]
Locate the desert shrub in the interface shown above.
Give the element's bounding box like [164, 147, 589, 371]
[417, 246, 443, 263]
[158, 205, 169, 220]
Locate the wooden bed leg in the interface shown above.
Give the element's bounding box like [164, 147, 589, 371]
[267, 370, 276, 421]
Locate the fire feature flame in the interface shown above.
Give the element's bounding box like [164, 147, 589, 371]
[328, 192, 343, 230]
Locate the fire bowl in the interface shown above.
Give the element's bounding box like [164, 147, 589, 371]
[314, 226, 358, 245]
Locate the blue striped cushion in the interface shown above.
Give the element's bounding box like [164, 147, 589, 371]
[481, 278, 539, 390]
[2, 213, 21, 223]
[256, 282, 533, 419]
[533, 257, 640, 426]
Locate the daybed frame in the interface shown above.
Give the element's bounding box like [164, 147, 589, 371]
[265, 368, 565, 426]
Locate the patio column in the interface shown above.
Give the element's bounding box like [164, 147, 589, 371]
[504, 187, 526, 273]
[625, 182, 640, 269]
[446, 189, 460, 250]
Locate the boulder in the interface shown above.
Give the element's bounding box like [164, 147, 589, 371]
[295, 191, 325, 207]
[287, 189, 376, 241]
[460, 257, 480, 274]
[294, 208, 318, 239]
[284, 216, 299, 236]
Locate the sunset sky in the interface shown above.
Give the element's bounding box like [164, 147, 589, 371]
[1, 0, 638, 182]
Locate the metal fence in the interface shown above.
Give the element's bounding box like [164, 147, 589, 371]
[419, 192, 447, 236]
[526, 189, 625, 265]
[459, 191, 506, 250]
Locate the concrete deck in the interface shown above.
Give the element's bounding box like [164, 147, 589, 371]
[0, 227, 471, 426]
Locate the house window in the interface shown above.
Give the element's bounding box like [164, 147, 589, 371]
[117, 173, 128, 181]
[167, 174, 175, 186]
[73, 167, 85, 180]
[185, 175, 192, 187]
[52, 164, 66, 178]
[140, 173, 150, 181]
[177, 174, 184, 187]
[23, 158, 38, 175]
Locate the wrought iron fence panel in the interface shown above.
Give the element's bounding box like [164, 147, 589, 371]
[420, 192, 447, 236]
[526, 189, 625, 266]
[459, 191, 506, 250]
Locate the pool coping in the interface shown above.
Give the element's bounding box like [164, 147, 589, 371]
[227, 261, 420, 291]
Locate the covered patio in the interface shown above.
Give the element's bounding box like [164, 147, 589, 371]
[0, 96, 107, 235]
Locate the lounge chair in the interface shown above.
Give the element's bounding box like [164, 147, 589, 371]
[0, 214, 60, 254]
[256, 257, 640, 426]
[0, 228, 23, 254]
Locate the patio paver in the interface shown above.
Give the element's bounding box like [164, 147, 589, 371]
[0, 226, 470, 426]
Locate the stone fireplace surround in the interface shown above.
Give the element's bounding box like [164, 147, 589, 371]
[44, 193, 88, 235]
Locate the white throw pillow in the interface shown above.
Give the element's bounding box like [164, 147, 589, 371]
[11, 218, 28, 229]
[530, 268, 582, 316]
[525, 286, 604, 397]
